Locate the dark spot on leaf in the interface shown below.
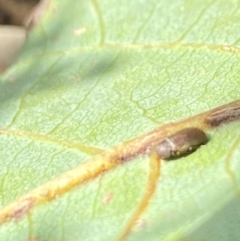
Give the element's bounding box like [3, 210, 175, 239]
[205, 106, 240, 127]
[11, 198, 35, 221]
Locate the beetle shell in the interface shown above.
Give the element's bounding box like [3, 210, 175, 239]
[205, 106, 240, 127]
[156, 127, 208, 160]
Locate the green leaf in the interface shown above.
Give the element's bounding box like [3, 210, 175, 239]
[1, 0, 240, 240]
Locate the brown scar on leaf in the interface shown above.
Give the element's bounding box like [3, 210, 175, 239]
[205, 105, 240, 127]
[9, 198, 35, 222]
[0, 100, 239, 225]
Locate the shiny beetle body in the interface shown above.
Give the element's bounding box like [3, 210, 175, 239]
[156, 127, 208, 160]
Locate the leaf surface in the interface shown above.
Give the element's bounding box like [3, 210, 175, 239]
[1, 0, 240, 240]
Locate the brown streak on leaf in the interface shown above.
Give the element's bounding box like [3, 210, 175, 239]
[0, 100, 239, 225]
[205, 106, 240, 127]
[9, 197, 35, 221]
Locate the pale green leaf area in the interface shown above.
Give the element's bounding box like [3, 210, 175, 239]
[1, 0, 240, 240]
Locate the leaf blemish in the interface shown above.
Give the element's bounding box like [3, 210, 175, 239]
[10, 198, 35, 221]
[102, 192, 113, 205]
[0, 100, 239, 226]
[205, 106, 240, 127]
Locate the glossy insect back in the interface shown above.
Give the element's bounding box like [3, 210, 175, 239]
[156, 128, 208, 160]
[205, 106, 240, 127]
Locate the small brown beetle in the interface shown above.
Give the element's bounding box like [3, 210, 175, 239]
[156, 127, 208, 160]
